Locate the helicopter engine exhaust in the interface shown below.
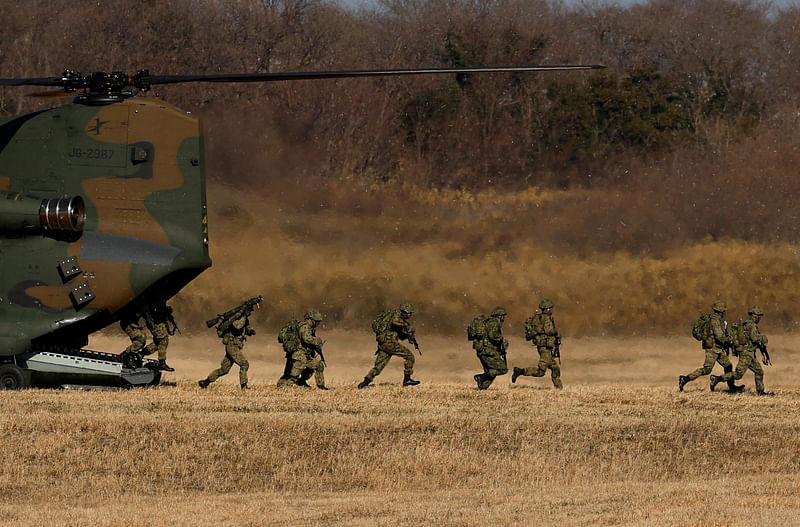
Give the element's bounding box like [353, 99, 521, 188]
[0, 192, 86, 234]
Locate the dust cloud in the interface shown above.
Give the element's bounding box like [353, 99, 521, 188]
[166, 177, 799, 340]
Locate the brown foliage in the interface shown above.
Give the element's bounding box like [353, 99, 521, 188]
[3, 334, 800, 524]
[3, 0, 799, 335]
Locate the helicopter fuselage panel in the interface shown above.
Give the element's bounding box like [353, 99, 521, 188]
[0, 97, 211, 356]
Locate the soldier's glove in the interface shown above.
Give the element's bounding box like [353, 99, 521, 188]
[246, 328, 256, 336]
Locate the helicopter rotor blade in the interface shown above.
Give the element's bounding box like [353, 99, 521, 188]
[139, 65, 605, 86]
[25, 90, 75, 98]
[0, 77, 64, 87]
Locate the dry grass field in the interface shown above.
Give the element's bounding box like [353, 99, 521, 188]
[2, 332, 799, 526]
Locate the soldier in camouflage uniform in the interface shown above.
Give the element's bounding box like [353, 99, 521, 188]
[119, 312, 147, 369]
[142, 302, 176, 372]
[358, 302, 420, 388]
[512, 299, 562, 389]
[679, 301, 743, 392]
[711, 306, 771, 395]
[199, 309, 256, 390]
[277, 310, 328, 390]
[473, 306, 509, 390]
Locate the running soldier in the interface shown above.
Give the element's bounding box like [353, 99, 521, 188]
[119, 311, 147, 369]
[143, 302, 177, 372]
[711, 306, 772, 395]
[277, 310, 328, 390]
[679, 301, 743, 392]
[199, 298, 260, 390]
[513, 299, 563, 389]
[472, 307, 509, 390]
[358, 302, 421, 388]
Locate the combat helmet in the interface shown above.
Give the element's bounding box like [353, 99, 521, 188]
[712, 300, 727, 313]
[748, 306, 764, 316]
[490, 306, 508, 317]
[305, 309, 323, 322]
[539, 299, 554, 310]
[399, 302, 415, 314]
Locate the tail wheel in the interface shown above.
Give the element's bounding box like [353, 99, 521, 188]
[0, 364, 31, 390]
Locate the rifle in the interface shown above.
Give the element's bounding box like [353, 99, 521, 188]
[408, 333, 422, 356]
[553, 336, 562, 365]
[317, 340, 327, 366]
[759, 343, 771, 366]
[206, 296, 263, 331]
[167, 312, 181, 335]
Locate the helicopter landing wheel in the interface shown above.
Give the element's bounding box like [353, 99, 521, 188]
[0, 364, 31, 390]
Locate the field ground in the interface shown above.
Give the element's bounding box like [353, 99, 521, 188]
[1, 333, 799, 525]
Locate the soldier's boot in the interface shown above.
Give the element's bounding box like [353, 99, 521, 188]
[297, 380, 312, 388]
[710, 375, 721, 392]
[198, 379, 210, 389]
[157, 359, 175, 372]
[317, 385, 329, 390]
[357, 378, 372, 389]
[512, 367, 523, 383]
[727, 380, 745, 393]
[757, 390, 774, 396]
[678, 375, 689, 392]
[474, 374, 486, 390]
[402, 374, 420, 387]
[240, 383, 249, 390]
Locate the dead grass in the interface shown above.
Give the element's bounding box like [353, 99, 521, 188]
[1, 334, 799, 525]
[171, 181, 800, 337]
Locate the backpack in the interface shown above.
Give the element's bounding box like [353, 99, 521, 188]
[730, 320, 747, 349]
[372, 310, 395, 335]
[278, 319, 301, 352]
[524, 315, 546, 341]
[467, 315, 489, 341]
[691, 314, 712, 341]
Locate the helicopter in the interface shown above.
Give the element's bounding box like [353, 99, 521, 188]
[0, 64, 603, 389]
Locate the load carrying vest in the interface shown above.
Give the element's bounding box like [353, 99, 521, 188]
[692, 314, 712, 342]
[372, 310, 395, 335]
[524, 314, 546, 342]
[467, 315, 489, 341]
[278, 320, 300, 352]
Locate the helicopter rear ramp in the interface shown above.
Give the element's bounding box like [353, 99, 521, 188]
[11, 347, 161, 388]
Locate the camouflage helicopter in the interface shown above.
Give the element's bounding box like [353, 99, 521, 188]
[0, 64, 602, 389]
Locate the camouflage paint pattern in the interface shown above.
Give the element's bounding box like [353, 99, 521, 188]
[720, 316, 768, 392]
[143, 321, 169, 361]
[0, 97, 211, 356]
[205, 314, 250, 385]
[120, 317, 146, 353]
[683, 312, 733, 385]
[474, 315, 507, 389]
[517, 310, 562, 388]
[364, 308, 417, 381]
[519, 348, 562, 389]
[277, 319, 325, 387]
[365, 342, 416, 380]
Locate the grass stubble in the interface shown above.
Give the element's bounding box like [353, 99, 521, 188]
[3, 183, 800, 525]
[1, 332, 799, 526]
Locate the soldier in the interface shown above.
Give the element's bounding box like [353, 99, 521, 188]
[711, 306, 772, 395]
[119, 312, 147, 369]
[277, 310, 328, 390]
[512, 299, 563, 389]
[142, 302, 177, 372]
[679, 300, 743, 392]
[198, 303, 257, 390]
[473, 306, 509, 390]
[358, 302, 421, 388]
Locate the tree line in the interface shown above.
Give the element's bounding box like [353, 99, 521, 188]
[2, 0, 799, 192]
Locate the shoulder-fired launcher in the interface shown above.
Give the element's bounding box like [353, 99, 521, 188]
[206, 296, 263, 330]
